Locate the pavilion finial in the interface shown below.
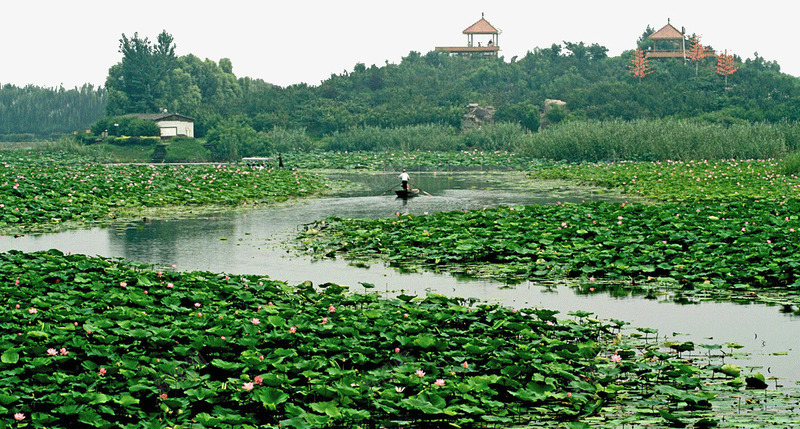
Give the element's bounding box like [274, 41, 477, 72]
[482, 12, 484, 19]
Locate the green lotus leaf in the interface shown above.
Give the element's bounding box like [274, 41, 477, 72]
[256, 387, 290, 410]
[210, 358, 244, 371]
[1, 349, 19, 364]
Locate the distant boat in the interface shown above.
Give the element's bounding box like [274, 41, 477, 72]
[395, 189, 420, 199]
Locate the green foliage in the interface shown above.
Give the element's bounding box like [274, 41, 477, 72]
[0, 250, 721, 427]
[105, 31, 177, 114]
[163, 137, 211, 162]
[205, 118, 260, 161]
[299, 159, 800, 291]
[323, 124, 460, 152]
[778, 151, 800, 176]
[257, 126, 312, 153]
[284, 150, 534, 171]
[106, 136, 161, 146]
[0, 83, 105, 137]
[7, 32, 800, 149]
[520, 119, 792, 162]
[90, 116, 160, 137]
[495, 102, 540, 132]
[0, 152, 324, 233]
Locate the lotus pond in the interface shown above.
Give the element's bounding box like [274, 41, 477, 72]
[2, 156, 800, 427]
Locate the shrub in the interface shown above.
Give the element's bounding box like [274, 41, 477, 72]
[91, 116, 161, 137]
[107, 136, 161, 146]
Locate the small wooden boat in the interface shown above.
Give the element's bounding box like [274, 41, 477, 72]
[395, 189, 420, 199]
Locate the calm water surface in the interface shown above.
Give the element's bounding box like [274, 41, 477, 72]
[2, 172, 798, 382]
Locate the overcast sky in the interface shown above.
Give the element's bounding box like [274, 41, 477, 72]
[1, 0, 796, 89]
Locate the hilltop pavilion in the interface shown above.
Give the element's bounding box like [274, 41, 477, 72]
[646, 20, 687, 59]
[435, 14, 500, 58]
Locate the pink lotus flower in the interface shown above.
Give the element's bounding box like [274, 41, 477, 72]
[166, 282, 174, 288]
[289, 326, 297, 333]
[28, 308, 37, 314]
[434, 379, 445, 386]
[610, 354, 622, 363]
[119, 281, 127, 287]
[99, 367, 107, 376]
[159, 393, 168, 399]
[194, 302, 201, 308]
[254, 376, 263, 385]
[14, 413, 24, 421]
[59, 348, 68, 356]
[394, 347, 400, 353]
[321, 317, 328, 324]
[47, 348, 58, 356]
[328, 305, 336, 313]
[242, 382, 255, 391]
[567, 392, 572, 398]
[462, 361, 469, 368]
[251, 318, 260, 325]
[15, 304, 20, 309]
[414, 369, 425, 377]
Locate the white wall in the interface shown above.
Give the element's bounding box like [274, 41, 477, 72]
[157, 120, 194, 138]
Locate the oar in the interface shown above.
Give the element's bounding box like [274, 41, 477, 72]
[379, 188, 394, 196]
[419, 190, 433, 197]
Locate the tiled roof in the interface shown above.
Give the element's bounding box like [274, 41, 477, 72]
[463, 17, 498, 34]
[124, 113, 195, 122]
[649, 22, 684, 40]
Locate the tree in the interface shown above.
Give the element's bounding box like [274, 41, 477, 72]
[715, 49, 739, 86]
[686, 35, 708, 76]
[205, 118, 260, 161]
[106, 30, 177, 114]
[628, 49, 653, 82]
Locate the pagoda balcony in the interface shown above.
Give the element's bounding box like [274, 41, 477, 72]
[435, 45, 500, 54]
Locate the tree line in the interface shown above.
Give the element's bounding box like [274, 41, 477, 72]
[0, 84, 105, 139]
[3, 29, 800, 148]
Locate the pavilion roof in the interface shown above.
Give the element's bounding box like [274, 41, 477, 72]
[649, 22, 684, 40]
[463, 16, 498, 34]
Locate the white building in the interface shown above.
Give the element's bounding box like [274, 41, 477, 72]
[126, 113, 195, 139]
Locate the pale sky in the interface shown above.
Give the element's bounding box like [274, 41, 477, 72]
[1, 0, 796, 89]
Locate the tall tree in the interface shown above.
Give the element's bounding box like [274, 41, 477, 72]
[106, 30, 177, 114]
[686, 35, 707, 76]
[628, 49, 653, 82]
[715, 49, 739, 86]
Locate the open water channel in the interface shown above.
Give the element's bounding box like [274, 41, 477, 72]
[2, 171, 798, 384]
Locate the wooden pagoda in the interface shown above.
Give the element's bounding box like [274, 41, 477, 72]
[435, 14, 500, 58]
[646, 20, 686, 59]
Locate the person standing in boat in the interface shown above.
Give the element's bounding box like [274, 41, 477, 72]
[399, 169, 410, 191]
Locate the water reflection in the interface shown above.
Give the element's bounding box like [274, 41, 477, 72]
[1, 172, 798, 382]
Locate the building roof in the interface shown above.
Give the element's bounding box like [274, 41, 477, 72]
[463, 15, 498, 34]
[124, 113, 195, 122]
[649, 22, 684, 40]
